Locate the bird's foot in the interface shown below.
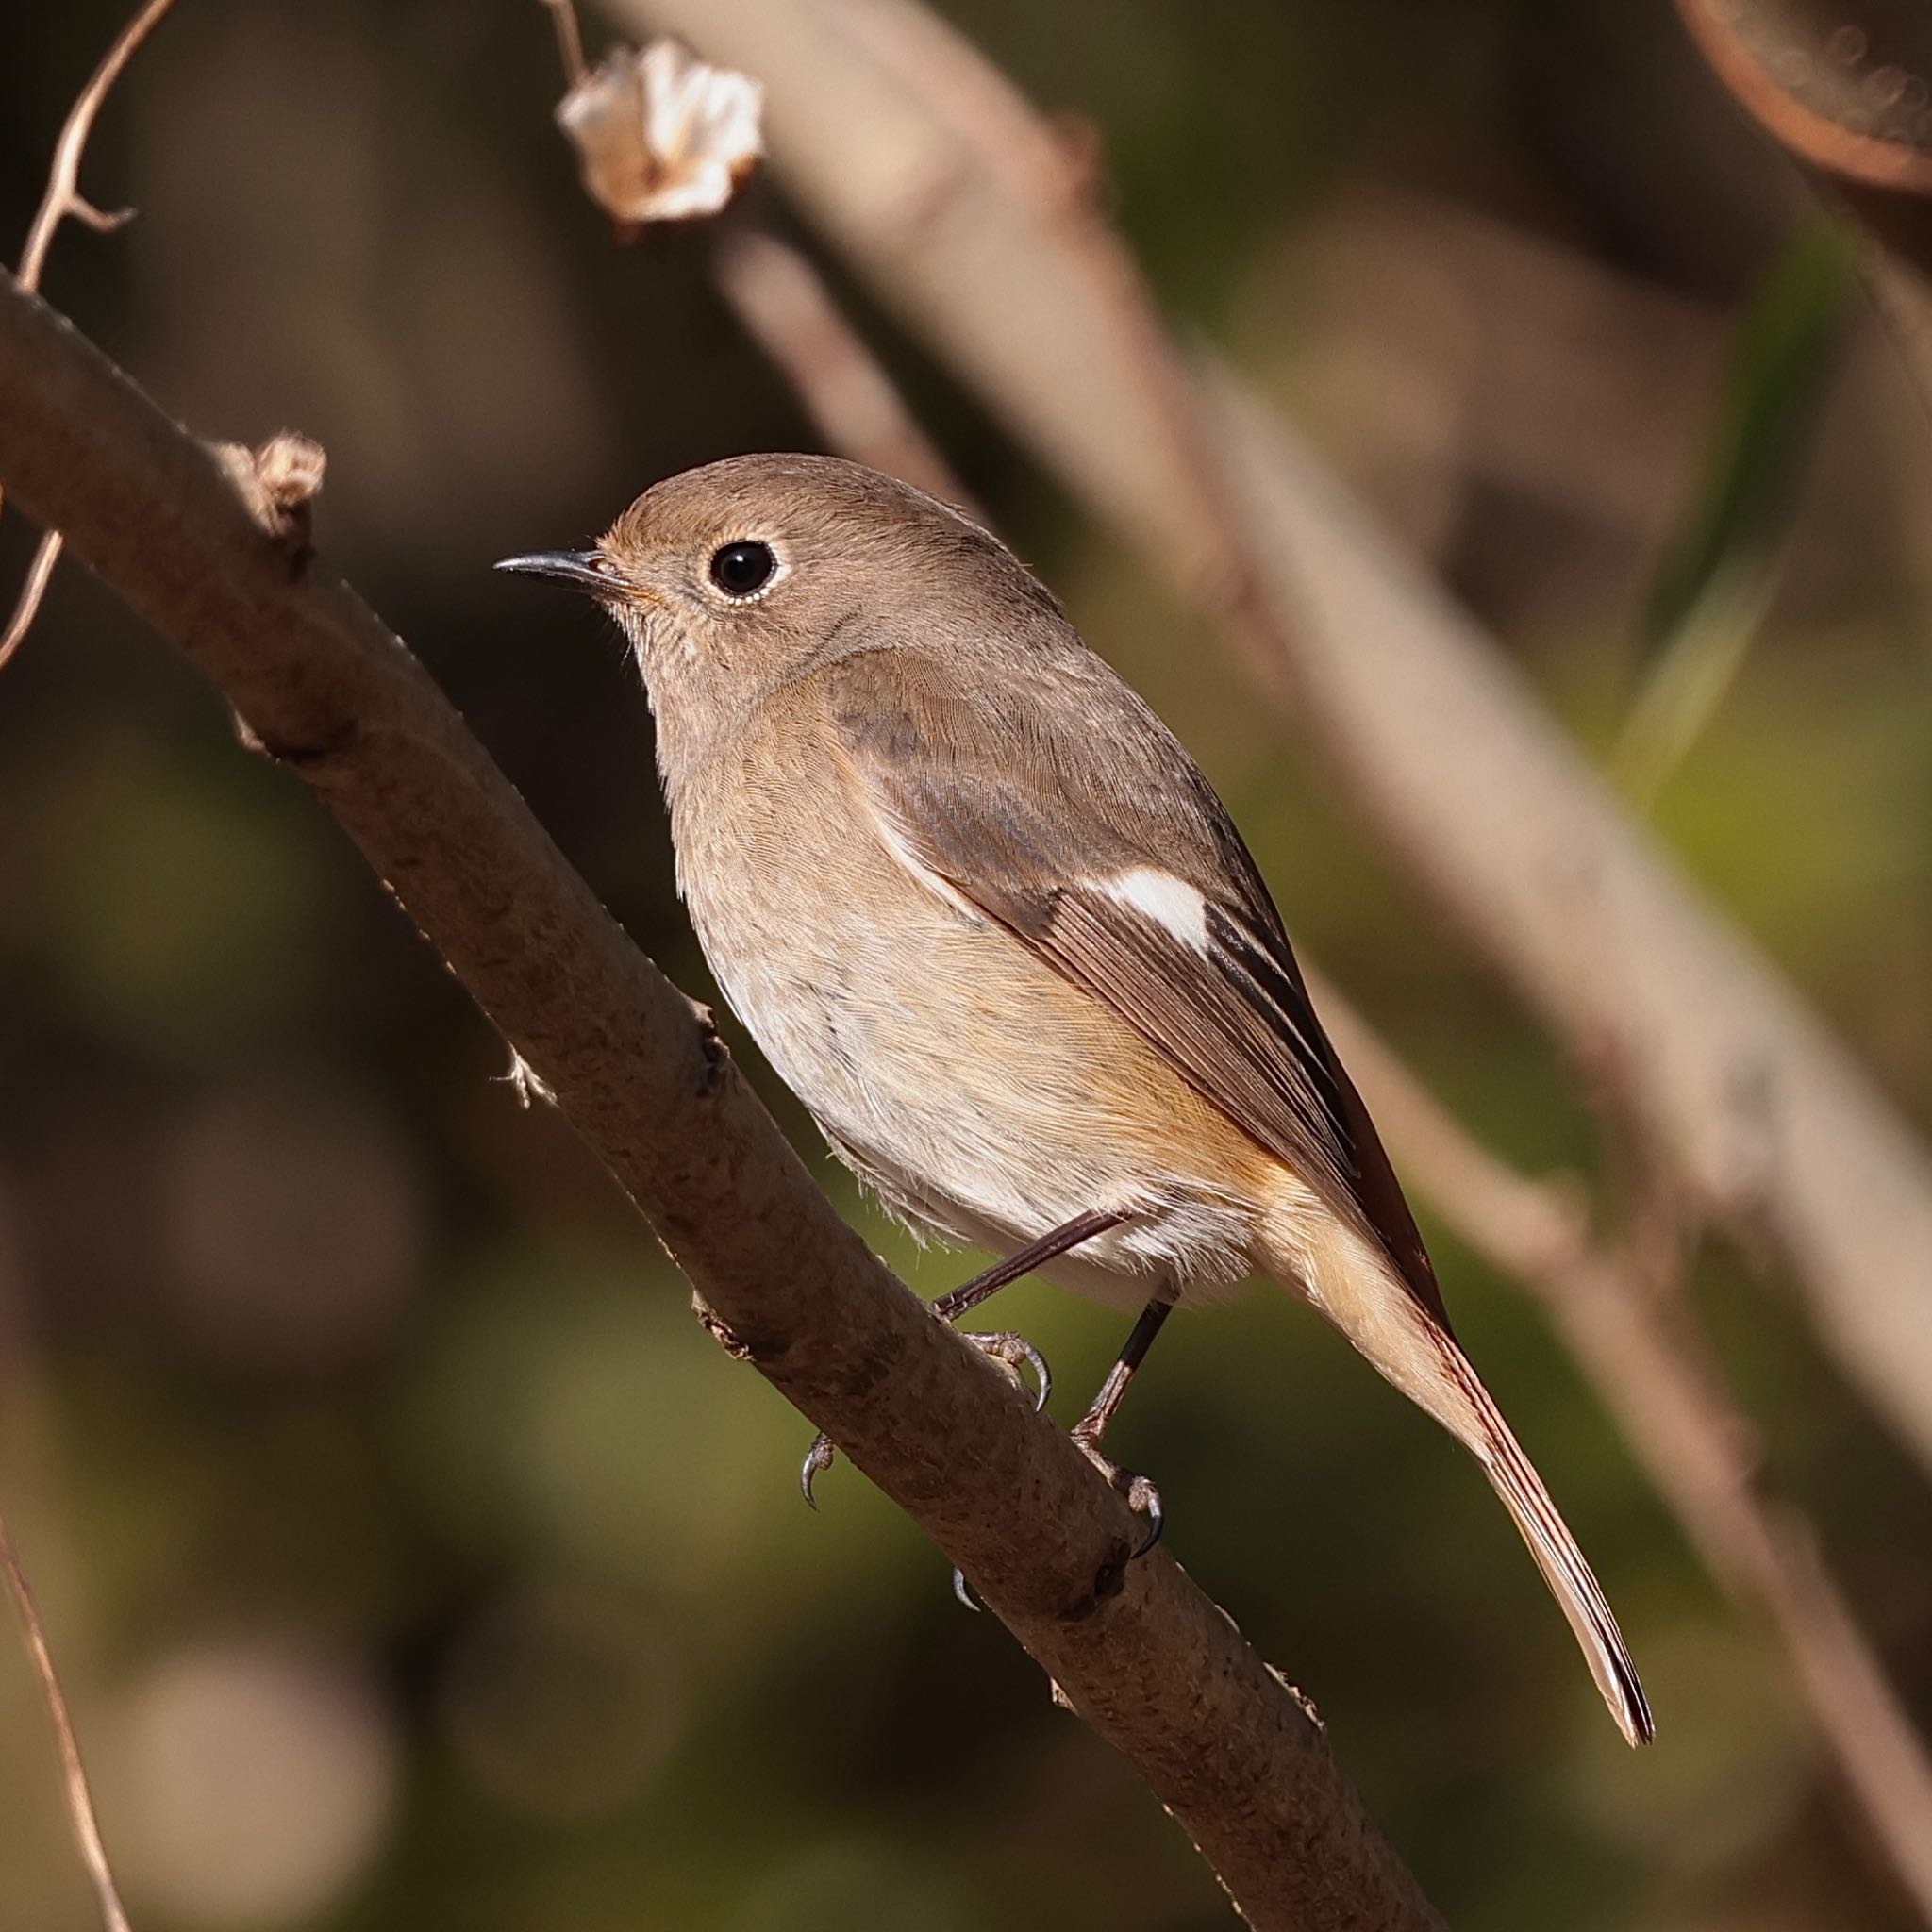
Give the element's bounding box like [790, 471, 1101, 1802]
[1070, 1424, 1164, 1559]
[799, 1326, 1052, 1509]
[798, 1430, 837, 1507]
[960, 1328, 1053, 1411]
[953, 1422, 1162, 1612]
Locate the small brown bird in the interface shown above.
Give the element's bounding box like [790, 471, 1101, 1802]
[500, 453, 1654, 1747]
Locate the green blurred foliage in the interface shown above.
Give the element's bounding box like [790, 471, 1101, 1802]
[2, 3, 1930, 1930]
[1618, 219, 1857, 803]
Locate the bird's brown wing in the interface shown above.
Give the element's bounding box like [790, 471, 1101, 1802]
[824, 647, 1450, 1330]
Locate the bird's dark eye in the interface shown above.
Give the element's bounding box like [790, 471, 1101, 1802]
[708, 541, 776, 598]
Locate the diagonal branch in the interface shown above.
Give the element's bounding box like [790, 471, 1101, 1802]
[0, 270, 1444, 1932]
[711, 218, 974, 511]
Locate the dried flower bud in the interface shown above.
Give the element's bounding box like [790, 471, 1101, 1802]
[557, 39, 764, 226]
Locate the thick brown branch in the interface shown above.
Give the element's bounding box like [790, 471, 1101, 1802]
[609, 0, 1932, 1482]
[0, 273, 1444, 1932]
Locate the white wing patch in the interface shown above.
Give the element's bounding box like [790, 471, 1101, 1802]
[1100, 866, 1210, 949]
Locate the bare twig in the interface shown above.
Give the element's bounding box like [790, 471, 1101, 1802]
[0, 1524, 130, 1932]
[0, 272, 1445, 1932]
[0, 528, 65, 673]
[1316, 983, 1932, 1923]
[541, 0, 589, 88]
[711, 220, 975, 510]
[1, 0, 175, 661]
[608, 0, 1932, 1486]
[12, 0, 173, 293]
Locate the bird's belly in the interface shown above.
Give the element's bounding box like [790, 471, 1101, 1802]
[691, 866, 1272, 1305]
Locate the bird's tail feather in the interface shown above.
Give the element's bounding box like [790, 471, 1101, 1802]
[1450, 1353, 1655, 1747]
[1257, 1205, 1652, 1742]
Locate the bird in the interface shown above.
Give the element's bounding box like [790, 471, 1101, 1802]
[498, 451, 1654, 1747]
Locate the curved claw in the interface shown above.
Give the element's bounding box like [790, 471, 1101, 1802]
[1073, 1435, 1165, 1563]
[1126, 1475, 1164, 1557]
[964, 1329, 1052, 1412]
[799, 1430, 836, 1507]
[951, 1566, 984, 1612]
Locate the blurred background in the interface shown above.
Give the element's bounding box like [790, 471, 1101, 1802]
[2, 2, 1930, 1928]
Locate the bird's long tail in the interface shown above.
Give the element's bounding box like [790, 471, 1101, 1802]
[1448, 1350, 1654, 1747]
[1267, 1208, 1654, 1744]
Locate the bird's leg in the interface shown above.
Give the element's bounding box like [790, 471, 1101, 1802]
[1069, 1289, 1177, 1557]
[799, 1208, 1126, 1506]
[951, 1283, 1177, 1611]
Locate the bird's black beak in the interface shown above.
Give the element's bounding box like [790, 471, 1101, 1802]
[493, 550, 620, 597]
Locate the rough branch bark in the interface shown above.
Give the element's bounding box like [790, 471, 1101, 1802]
[0, 273, 1446, 1932]
[612, 0, 1932, 1478]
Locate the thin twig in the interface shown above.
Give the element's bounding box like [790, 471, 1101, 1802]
[541, 0, 589, 88]
[1, 0, 175, 658]
[0, 1523, 130, 1932]
[537, 0, 969, 509]
[13, 0, 172, 292]
[0, 528, 65, 673]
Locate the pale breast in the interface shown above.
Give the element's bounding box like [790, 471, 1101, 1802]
[665, 700, 1274, 1302]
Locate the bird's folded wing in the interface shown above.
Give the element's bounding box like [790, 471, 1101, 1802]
[824, 648, 1448, 1329]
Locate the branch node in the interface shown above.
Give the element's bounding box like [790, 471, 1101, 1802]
[695, 1009, 730, 1095]
[69, 196, 134, 235]
[691, 1292, 758, 1361]
[1083, 1537, 1138, 1610]
[231, 707, 358, 772]
[217, 430, 326, 574]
